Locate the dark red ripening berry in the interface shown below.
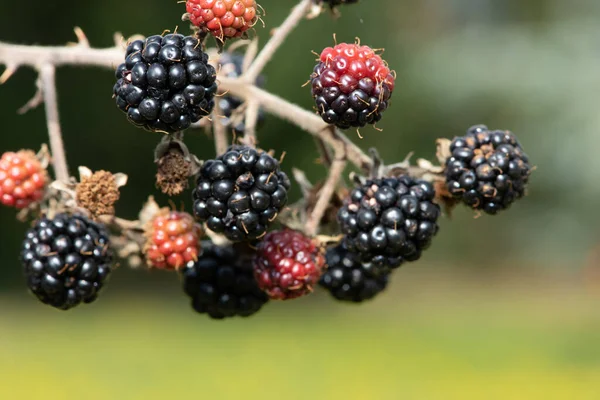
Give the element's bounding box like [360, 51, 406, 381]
[186, 0, 258, 40]
[0, 150, 47, 209]
[310, 42, 395, 130]
[144, 210, 202, 270]
[254, 230, 325, 300]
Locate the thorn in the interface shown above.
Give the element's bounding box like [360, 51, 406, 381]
[73, 27, 90, 47]
[0, 65, 17, 84]
[17, 77, 44, 115]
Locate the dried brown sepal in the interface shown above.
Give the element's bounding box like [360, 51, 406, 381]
[156, 148, 192, 196]
[433, 179, 459, 217]
[436, 138, 452, 166]
[75, 170, 120, 217]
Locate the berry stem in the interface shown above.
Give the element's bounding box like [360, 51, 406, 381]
[304, 157, 346, 236]
[40, 64, 70, 182]
[242, 0, 313, 83]
[241, 99, 260, 147]
[212, 101, 229, 155]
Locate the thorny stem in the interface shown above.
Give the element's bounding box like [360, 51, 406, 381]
[212, 101, 229, 155]
[0, 41, 373, 172]
[304, 157, 346, 237]
[40, 64, 69, 182]
[216, 77, 373, 171]
[243, 0, 313, 83]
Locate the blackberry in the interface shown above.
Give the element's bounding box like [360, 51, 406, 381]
[310, 42, 395, 130]
[113, 34, 217, 133]
[185, 0, 258, 41]
[181, 241, 268, 319]
[192, 145, 291, 242]
[338, 176, 440, 269]
[217, 52, 266, 135]
[445, 125, 532, 215]
[317, 0, 360, 7]
[20, 213, 113, 310]
[0, 150, 47, 209]
[320, 245, 389, 303]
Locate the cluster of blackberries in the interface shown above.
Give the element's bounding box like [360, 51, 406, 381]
[310, 42, 395, 129]
[193, 145, 290, 242]
[217, 52, 266, 135]
[181, 242, 268, 319]
[320, 244, 389, 302]
[338, 176, 440, 269]
[113, 34, 217, 133]
[20, 213, 113, 310]
[445, 125, 531, 215]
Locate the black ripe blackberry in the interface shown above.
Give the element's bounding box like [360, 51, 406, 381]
[113, 34, 217, 133]
[318, 0, 359, 7]
[338, 176, 440, 269]
[20, 213, 113, 310]
[181, 241, 268, 319]
[445, 125, 532, 215]
[218, 52, 266, 135]
[320, 245, 389, 303]
[193, 145, 290, 242]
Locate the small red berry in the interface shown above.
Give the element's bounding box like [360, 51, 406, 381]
[186, 0, 259, 40]
[310, 42, 395, 130]
[144, 210, 202, 271]
[253, 230, 325, 300]
[0, 150, 47, 209]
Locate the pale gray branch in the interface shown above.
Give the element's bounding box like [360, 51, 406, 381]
[40, 64, 70, 182]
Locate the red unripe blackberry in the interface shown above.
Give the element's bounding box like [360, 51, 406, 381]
[186, 0, 258, 40]
[0, 150, 47, 209]
[20, 213, 113, 310]
[310, 42, 395, 129]
[338, 176, 440, 269]
[144, 210, 202, 270]
[253, 229, 325, 300]
[181, 241, 268, 319]
[445, 125, 532, 215]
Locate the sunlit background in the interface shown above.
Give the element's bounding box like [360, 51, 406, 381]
[1, 0, 600, 399]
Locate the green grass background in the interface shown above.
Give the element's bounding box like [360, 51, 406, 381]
[1, 268, 599, 400]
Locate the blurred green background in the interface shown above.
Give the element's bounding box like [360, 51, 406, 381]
[1, 0, 600, 399]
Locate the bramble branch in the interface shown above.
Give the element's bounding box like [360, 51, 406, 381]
[243, 0, 313, 83]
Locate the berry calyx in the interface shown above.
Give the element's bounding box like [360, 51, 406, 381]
[21, 213, 113, 310]
[445, 125, 532, 215]
[192, 145, 291, 242]
[254, 229, 325, 300]
[310, 42, 395, 129]
[0, 150, 47, 209]
[186, 0, 259, 41]
[338, 176, 440, 269]
[144, 210, 202, 270]
[113, 34, 217, 133]
[320, 244, 389, 302]
[181, 241, 268, 319]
